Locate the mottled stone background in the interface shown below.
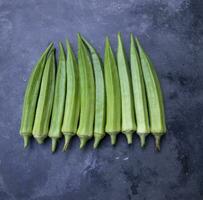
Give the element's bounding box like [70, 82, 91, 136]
[0, 0, 202, 200]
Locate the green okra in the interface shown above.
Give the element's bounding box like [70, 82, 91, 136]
[32, 51, 56, 144]
[136, 38, 166, 150]
[117, 33, 136, 144]
[61, 39, 80, 151]
[130, 34, 150, 147]
[81, 36, 106, 148]
[77, 34, 95, 149]
[20, 43, 54, 148]
[104, 37, 121, 145]
[48, 42, 66, 152]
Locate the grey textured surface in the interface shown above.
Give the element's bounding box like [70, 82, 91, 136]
[0, 0, 203, 200]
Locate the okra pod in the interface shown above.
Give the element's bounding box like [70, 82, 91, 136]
[48, 42, 66, 152]
[61, 39, 80, 151]
[104, 37, 121, 145]
[130, 34, 150, 147]
[117, 33, 136, 144]
[81, 36, 106, 148]
[77, 34, 95, 148]
[32, 51, 56, 144]
[136, 38, 166, 150]
[20, 43, 53, 147]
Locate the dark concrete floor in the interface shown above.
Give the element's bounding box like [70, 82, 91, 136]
[0, 0, 203, 200]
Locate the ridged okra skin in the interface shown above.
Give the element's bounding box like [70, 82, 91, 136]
[62, 39, 80, 151]
[32, 51, 56, 144]
[48, 42, 66, 152]
[136, 38, 166, 150]
[77, 34, 95, 148]
[117, 33, 136, 144]
[104, 37, 121, 145]
[130, 34, 150, 147]
[81, 36, 106, 148]
[20, 43, 53, 147]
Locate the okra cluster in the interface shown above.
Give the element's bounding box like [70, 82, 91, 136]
[20, 33, 166, 152]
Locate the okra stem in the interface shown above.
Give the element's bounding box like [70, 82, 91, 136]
[20, 43, 53, 147]
[155, 135, 161, 151]
[51, 138, 57, 152]
[110, 134, 117, 145]
[23, 136, 29, 148]
[80, 137, 89, 149]
[63, 135, 72, 151]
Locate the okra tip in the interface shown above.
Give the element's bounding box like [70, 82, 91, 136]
[80, 35, 88, 46]
[51, 138, 58, 153]
[46, 42, 54, 50]
[154, 135, 161, 151]
[77, 33, 82, 41]
[63, 135, 72, 152]
[110, 134, 117, 145]
[58, 42, 66, 61]
[66, 38, 71, 49]
[79, 137, 89, 149]
[78, 33, 84, 49]
[105, 36, 110, 46]
[130, 33, 135, 45]
[135, 37, 142, 51]
[23, 135, 30, 148]
[117, 32, 122, 42]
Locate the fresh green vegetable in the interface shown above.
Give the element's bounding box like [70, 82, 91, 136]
[33, 51, 56, 144]
[130, 34, 150, 147]
[77, 34, 95, 148]
[117, 33, 136, 144]
[104, 37, 121, 145]
[48, 42, 66, 152]
[136, 38, 166, 150]
[20, 43, 53, 147]
[62, 39, 80, 151]
[81, 36, 106, 148]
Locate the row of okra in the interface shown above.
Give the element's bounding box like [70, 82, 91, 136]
[20, 33, 166, 152]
